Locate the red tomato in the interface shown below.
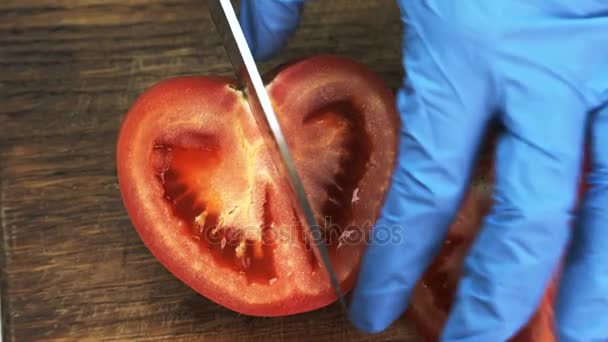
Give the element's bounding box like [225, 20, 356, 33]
[116, 55, 400, 316]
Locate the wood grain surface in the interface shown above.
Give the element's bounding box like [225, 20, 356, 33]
[0, 0, 416, 340]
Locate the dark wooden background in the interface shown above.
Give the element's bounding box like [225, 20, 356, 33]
[0, 0, 415, 340]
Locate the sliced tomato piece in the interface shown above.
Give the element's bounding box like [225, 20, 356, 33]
[116, 55, 400, 316]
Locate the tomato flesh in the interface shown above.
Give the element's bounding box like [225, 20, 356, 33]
[155, 145, 278, 285]
[148, 100, 374, 285]
[117, 55, 400, 316]
[296, 101, 373, 249]
[149, 121, 281, 282]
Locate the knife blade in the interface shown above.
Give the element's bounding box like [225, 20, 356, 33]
[206, 0, 348, 313]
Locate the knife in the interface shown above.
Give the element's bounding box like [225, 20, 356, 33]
[206, 0, 348, 313]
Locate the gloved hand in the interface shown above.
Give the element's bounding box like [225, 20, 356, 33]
[239, 1, 608, 340]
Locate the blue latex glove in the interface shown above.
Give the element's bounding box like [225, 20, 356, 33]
[239, 1, 608, 340]
[239, 0, 304, 61]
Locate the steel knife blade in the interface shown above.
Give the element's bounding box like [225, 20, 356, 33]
[206, 0, 348, 313]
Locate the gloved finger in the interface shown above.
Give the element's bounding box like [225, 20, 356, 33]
[348, 12, 496, 333]
[239, 0, 304, 61]
[556, 103, 608, 341]
[442, 66, 589, 341]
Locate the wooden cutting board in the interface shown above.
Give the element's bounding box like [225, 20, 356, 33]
[0, 0, 419, 340]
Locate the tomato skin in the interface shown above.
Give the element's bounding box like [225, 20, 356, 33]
[116, 56, 400, 317]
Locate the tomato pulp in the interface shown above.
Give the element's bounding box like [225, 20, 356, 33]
[116, 55, 400, 316]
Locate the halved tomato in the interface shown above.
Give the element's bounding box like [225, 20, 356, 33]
[116, 55, 400, 316]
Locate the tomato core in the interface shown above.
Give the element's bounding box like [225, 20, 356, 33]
[153, 139, 278, 285]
